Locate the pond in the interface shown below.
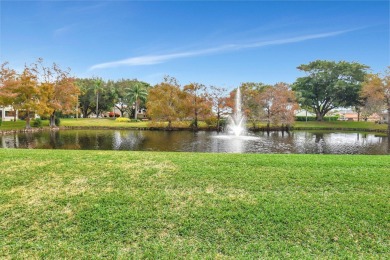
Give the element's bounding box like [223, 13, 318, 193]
[1, 129, 389, 154]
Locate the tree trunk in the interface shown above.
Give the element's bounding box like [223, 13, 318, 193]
[216, 112, 221, 132]
[25, 109, 31, 129]
[316, 111, 324, 121]
[193, 108, 198, 131]
[96, 92, 99, 118]
[13, 107, 17, 122]
[387, 106, 390, 133]
[134, 101, 138, 120]
[267, 110, 271, 130]
[49, 112, 56, 128]
[82, 106, 89, 118]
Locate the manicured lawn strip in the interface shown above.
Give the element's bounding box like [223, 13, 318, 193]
[61, 118, 150, 128]
[1, 118, 388, 132]
[0, 120, 50, 131]
[0, 149, 389, 258]
[0, 120, 28, 130]
[293, 121, 387, 131]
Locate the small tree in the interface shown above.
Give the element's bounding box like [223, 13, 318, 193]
[11, 66, 40, 129]
[209, 86, 229, 131]
[0, 63, 19, 121]
[126, 82, 148, 120]
[258, 83, 298, 129]
[360, 69, 390, 132]
[147, 76, 186, 129]
[183, 82, 211, 130]
[34, 59, 79, 127]
[76, 78, 96, 118]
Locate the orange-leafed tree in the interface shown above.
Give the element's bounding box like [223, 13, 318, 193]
[0, 63, 19, 119]
[34, 59, 79, 127]
[10, 66, 40, 129]
[183, 82, 211, 130]
[360, 68, 390, 132]
[209, 86, 229, 131]
[146, 76, 187, 129]
[259, 83, 299, 129]
[272, 83, 299, 128]
[241, 82, 268, 128]
[226, 83, 269, 129]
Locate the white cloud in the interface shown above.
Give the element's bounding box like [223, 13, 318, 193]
[89, 29, 356, 70]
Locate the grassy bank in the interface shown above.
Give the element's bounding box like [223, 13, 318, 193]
[0, 149, 389, 258]
[1, 118, 388, 132]
[293, 121, 388, 131]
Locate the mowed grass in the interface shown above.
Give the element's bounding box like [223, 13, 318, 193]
[293, 121, 388, 131]
[1, 118, 388, 131]
[0, 120, 50, 130]
[0, 149, 389, 258]
[61, 118, 150, 128]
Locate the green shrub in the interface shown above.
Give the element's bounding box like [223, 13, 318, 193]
[130, 119, 140, 122]
[219, 118, 228, 128]
[295, 116, 317, 121]
[55, 117, 61, 126]
[32, 118, 42, 127]
[204, 117, 217, 127]
[0, 118, 2, 126]
[295, 116, 339, 122]
[115, 117, 131, 122]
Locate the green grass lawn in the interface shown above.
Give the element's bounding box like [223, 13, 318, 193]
[0, 120, 50, 130]
[293, 121, 388, 131]
[0, 120, 29, 130]
[1, 118, 388, 132]
[58, 118, 390, 132]
[0, 149, 389, 258]
[61, 118, 150, 128]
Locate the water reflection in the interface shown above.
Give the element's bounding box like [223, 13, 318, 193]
[0, 130, 389, 154]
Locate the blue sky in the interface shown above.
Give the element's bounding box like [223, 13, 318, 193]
[1, 1, 389, 90]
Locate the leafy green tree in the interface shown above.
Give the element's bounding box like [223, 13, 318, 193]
[76, 78, 96, 118]
[113, 79, 135, 117]
[292, 60, 369, 121]
[126, 82, 148, 120]
[94, 78, 103, 118]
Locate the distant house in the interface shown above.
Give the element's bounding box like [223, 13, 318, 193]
[339, 112, 358, 121]
[338, 111, 382, 122]
[295, 109, 316, 117]
[0, 106, 18, 121]
[1, 106, 38, 122]
[379, 111, 389, 124]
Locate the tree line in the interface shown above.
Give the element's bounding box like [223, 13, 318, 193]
[1, 59, 389, 131]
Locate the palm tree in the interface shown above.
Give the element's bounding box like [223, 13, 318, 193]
[126, 83, 148, 120]
[94, 79, 103, 118]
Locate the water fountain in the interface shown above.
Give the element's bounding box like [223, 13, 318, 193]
[212, 87, 259, 146]
[227, 87, 246, 136]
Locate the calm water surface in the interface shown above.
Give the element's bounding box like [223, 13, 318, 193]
[1, 130, 389, 154]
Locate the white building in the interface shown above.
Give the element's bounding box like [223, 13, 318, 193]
[380, 111, 389, 124]
[0, 106, 18, 121]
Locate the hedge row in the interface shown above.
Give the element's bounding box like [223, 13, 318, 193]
[295, 116, 339, 121]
